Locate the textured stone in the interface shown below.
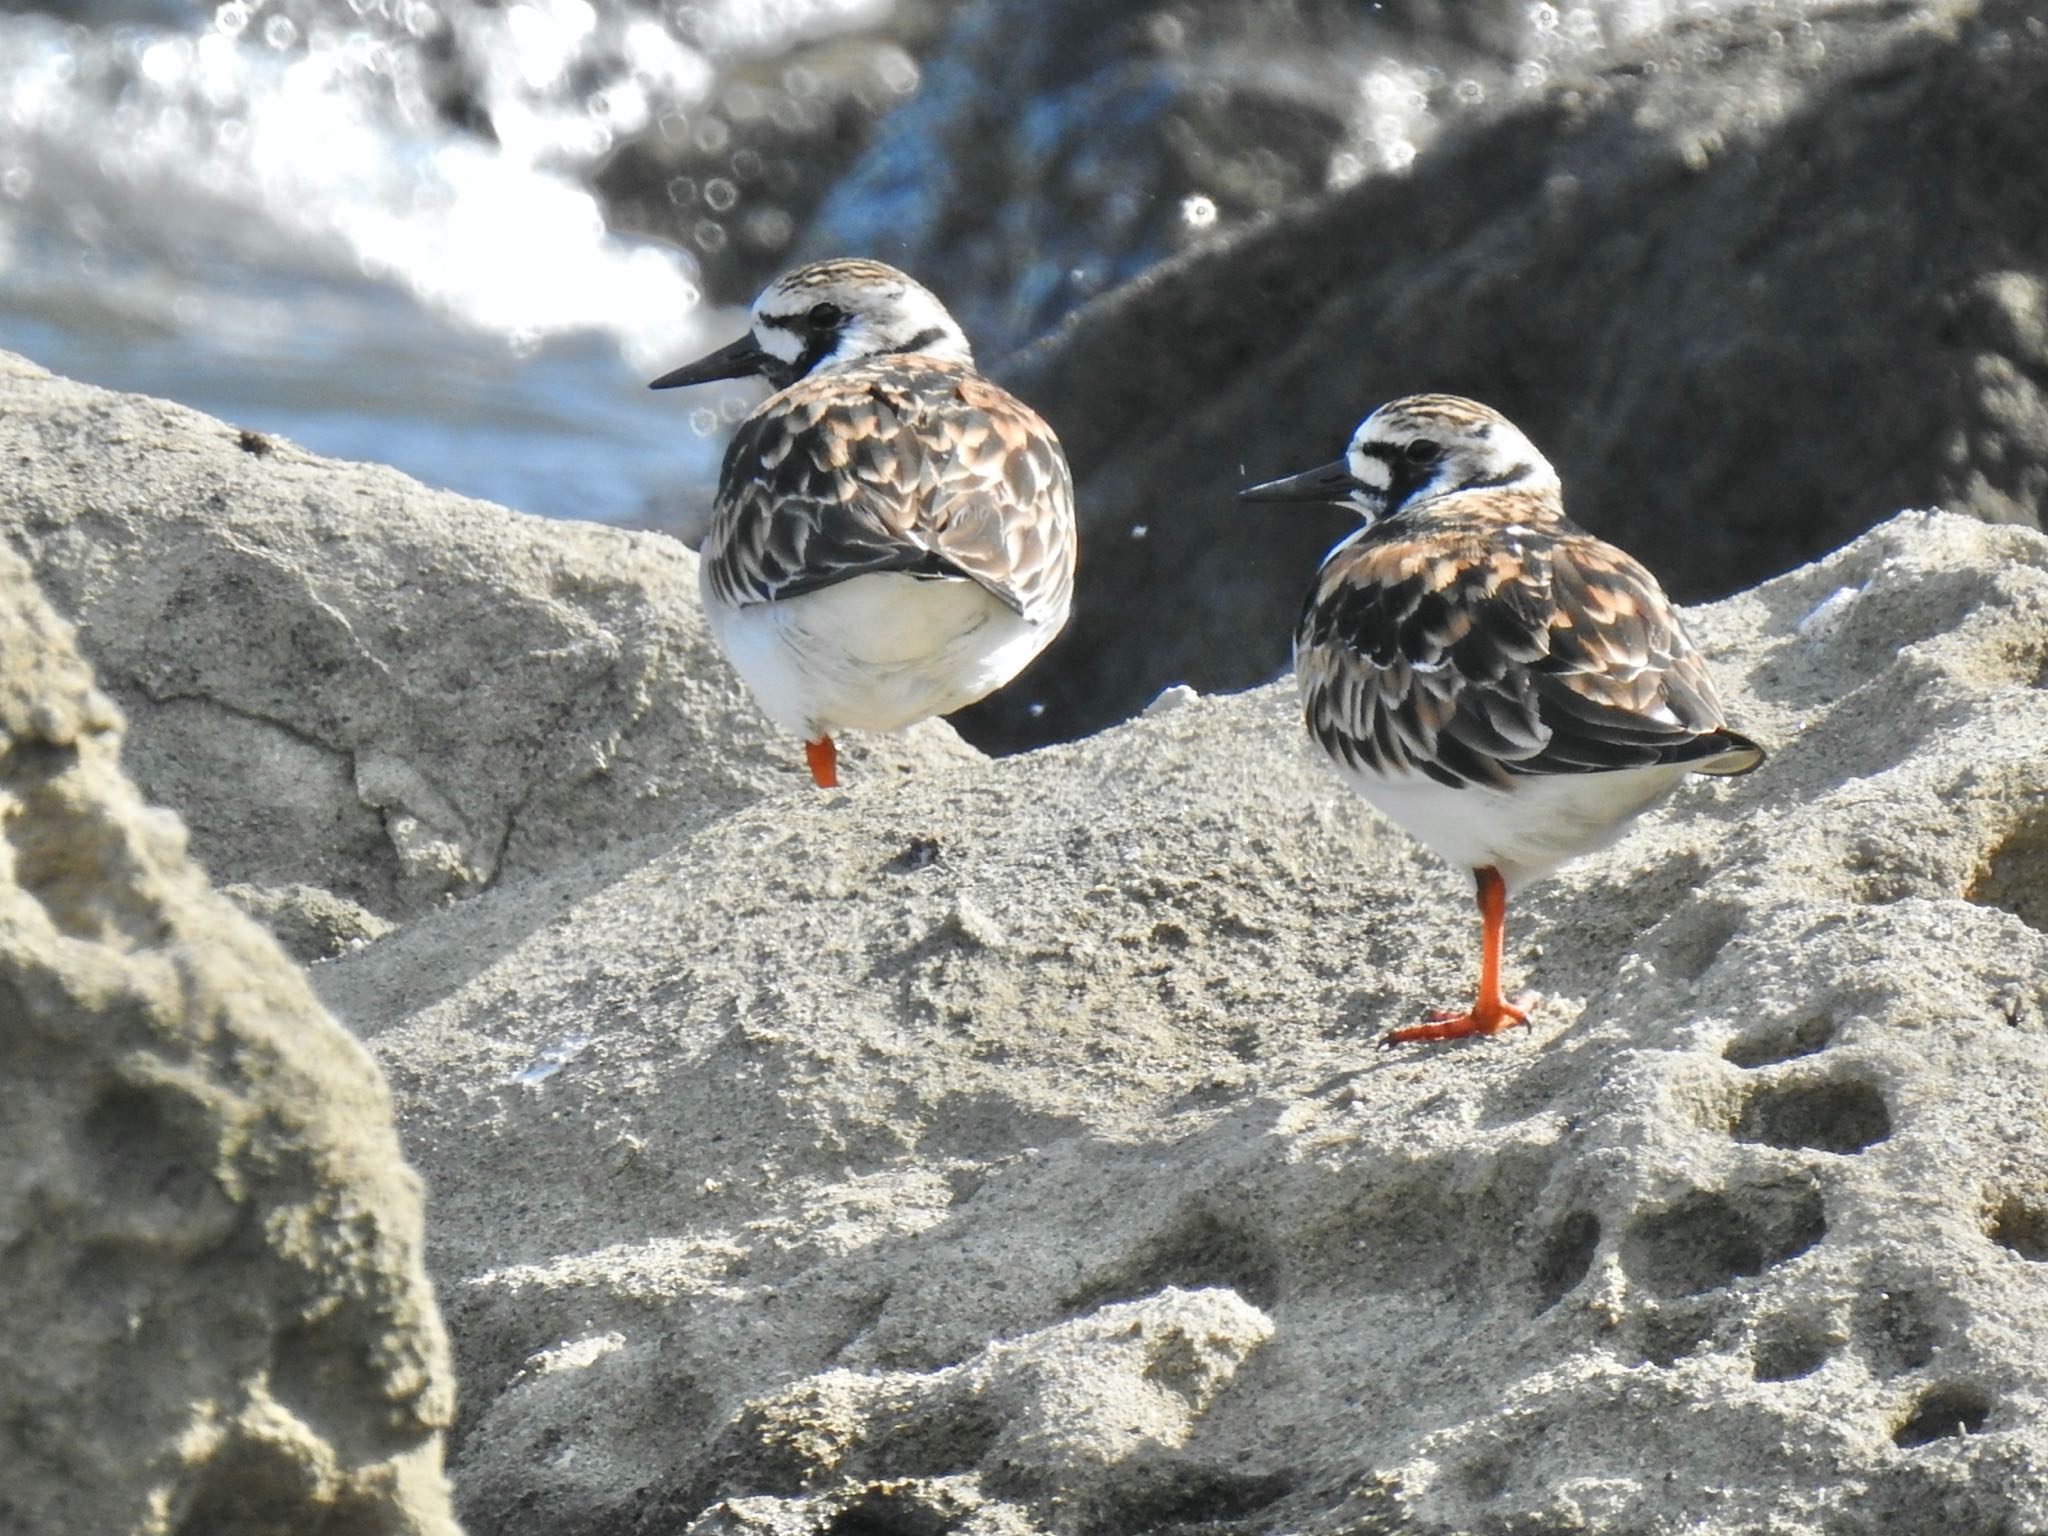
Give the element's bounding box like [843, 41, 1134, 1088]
[0, 539, 460, 1535]
[693, 1287, 1274, 1530]
[11, 361, 2048, 1535]
[325, 506, 2048, 1535]
[0, 350, 977, 955]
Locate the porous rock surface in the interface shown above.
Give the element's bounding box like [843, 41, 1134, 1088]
[316, 505, 2048, 1534]
[0, 350, 976, 958]
[10, 356, 2047, 1533]
[975, 0, 2048, 751]
[0, 538, 460, 1533]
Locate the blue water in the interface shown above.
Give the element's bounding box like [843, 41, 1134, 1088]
[1, 251, 733, 523]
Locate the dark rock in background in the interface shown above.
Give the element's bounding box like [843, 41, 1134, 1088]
[592, 0, 1531, 323]
[799, 0, 1530, 357]
[594, 18, 950, 305]
[945, 0, 2048, 752]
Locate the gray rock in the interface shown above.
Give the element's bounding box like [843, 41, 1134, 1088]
[12, 360, 2047, 1534]
[0, 350, 978, 955]
[325, 495, 2048, 1533]
[698, 1287, 1274, 1531]
[974, 0, 2048, 750]
[0, 539, 460, 1534]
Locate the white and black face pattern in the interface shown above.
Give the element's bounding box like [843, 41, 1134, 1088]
[1238, 394, 1564, 530]
[747, 260, 973, 388]
[1346, 396, 1562, 522]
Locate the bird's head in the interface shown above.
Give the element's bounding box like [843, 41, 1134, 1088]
[1239, 394, 1560, 527]
[650, 258, 972, 394]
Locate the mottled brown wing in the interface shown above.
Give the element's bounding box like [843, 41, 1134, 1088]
[1297, 508, 1757, 790]
[703, 357, 1075, 625]
[1521, 532, 1757, 774]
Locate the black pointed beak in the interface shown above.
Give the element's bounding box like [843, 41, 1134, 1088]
[1237, 459, 1359, 505]
[649, 332, 773, 390]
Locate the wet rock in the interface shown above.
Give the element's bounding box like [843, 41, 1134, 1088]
[0, 539, 460, 1533]
[596, 24, 944, 306]
[977, 0, 2048, 750]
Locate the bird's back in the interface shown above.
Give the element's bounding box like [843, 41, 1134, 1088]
[703, 354, 1075, 630]
[1296, 492, 1762, 793]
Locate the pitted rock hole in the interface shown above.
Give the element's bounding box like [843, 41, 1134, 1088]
[1987, 1197, 2048, 1261]
[169, 1427, 345, 1536]
[1623, 1181, 1827, 1298]
[1858, 1287, 1938, 1376]
[1457, 1454, 1513, 1501]
[1064, 1205, 1282, 1315]
[1638, 1301, 1717, 1368]
[826, 1491, 957, 1536]
[1968, 808, 2048, 933]
[1893, 1385, 1991, 1448]
[84, 1081, 238, 1249]
[1533, 1210, 1601, 1313]
[1752, 1319, 1834, 1381]
[268, 1321, 419, 1462]
[1113, 1469, 1295, 1531]
[1660, 903, 1745, 983]
[1733, 1076, 1892, 1155]
[1724, 1015, 1837, 1069]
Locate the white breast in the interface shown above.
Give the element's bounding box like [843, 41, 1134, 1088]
[1329, 757, 1698, 890]
[701, 565, 1058, 740]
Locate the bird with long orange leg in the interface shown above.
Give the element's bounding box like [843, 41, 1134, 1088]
[1242, 395, 1763, 1047]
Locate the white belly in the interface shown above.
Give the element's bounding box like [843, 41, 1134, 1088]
[702, 567, 1056, 739]
[1333, 758, 1696, 890]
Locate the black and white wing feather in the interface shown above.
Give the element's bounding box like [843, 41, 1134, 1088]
[1297, 497, 1763, 792]
[702, 355, 1075, 626]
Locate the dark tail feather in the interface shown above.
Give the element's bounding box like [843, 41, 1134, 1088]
[1687, 727, 1765, 776]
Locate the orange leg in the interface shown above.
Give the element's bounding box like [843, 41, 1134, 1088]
[1382, 866, 1532, 1047]
[804, 735, 839, 789]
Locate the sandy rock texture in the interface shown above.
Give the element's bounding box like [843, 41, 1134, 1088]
[971, 0, 2048, 751]
[0, 539, 459, 1534]
[10, 358, 2045, 1532]
[309, 503, 2048, 1535]
[0, 351, 975, 959]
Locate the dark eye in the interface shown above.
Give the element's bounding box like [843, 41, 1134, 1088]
[1404, 438, 1442, 465]
[806, 301, 844, 328]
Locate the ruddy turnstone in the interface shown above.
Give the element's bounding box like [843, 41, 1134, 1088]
[650, 258, 1076, 788]
[1241, 394, 1763, 1046]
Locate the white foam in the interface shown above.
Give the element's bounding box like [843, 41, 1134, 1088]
[0, 0, 883, 368]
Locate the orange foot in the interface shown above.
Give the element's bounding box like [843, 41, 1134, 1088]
[805, 735, 840, 788]
[1380, 865, 1537, 1049]
[1381, 992, 1534, 1048]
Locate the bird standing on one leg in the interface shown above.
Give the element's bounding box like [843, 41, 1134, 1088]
[651, 258, 1076, 787]
[1241, 394, 1763, 1047]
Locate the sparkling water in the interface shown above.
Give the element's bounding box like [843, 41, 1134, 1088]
[0, 0, 1833, 526]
